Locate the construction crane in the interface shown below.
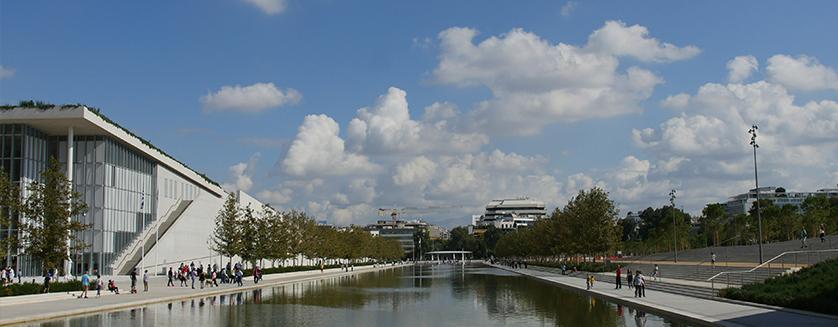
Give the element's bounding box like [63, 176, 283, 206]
[377, 205, 463, 222]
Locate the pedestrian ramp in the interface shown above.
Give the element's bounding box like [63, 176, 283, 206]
[110, 200, 193, 275]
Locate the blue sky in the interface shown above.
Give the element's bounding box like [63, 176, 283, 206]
[2, 1, 838, 227]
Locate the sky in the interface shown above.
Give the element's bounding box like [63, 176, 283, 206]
[2, 0, 838, 227]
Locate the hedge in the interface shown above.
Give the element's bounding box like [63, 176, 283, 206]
[0, 280, 83, 297]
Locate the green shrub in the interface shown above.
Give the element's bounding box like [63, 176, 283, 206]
[721, 258, 838, 315]
[528, 261, 618, 272]
[241, 261, 379, 277]
[0, 280, 82, 297]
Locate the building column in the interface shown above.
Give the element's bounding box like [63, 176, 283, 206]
[64, 126, 74, 277]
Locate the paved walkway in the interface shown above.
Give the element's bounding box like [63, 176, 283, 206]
[0, 264, 409, 326]
[491, 264, 838, 327]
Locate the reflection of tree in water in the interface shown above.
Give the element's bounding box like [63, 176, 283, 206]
[209, 268, 429, 312]
[459, 270, 621, 327]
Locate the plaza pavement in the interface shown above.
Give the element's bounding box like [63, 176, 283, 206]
[490, 263, 838, 327]
[0, 263, 409, 326]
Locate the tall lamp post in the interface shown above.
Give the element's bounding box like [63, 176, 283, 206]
[748, 125, 764, 264]
[670, 189, 677, 263]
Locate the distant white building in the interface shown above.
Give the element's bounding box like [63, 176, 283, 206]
[474, 198, 547, 229]
[725, 186, 838, 216]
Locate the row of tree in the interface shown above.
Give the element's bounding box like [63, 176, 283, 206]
[489, 187, 838, 261]
[0, 158, 89, 275]
[210, 193, 404, 268]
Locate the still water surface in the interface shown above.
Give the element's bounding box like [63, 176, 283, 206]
[37, 264, 689, 327]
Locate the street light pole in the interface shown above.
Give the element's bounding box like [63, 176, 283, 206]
[670, 189, 677, 263]
[749, 125, 764, 264]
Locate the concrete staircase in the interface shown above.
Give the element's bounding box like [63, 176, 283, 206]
[110, 200, 193, 275]
[529, 265, 722, 299]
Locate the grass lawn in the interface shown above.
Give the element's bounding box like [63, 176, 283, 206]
[720, 258, 838, 316]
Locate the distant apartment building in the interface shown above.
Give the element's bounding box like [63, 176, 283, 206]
[473, 198, 547, 230]
[725, 186, 838, 216]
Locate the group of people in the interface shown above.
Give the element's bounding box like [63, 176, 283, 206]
[166, 262, 255, 290]
[614, 265, 647, 298]
[77, 269, 103, 299]
[800, 224, 828, 248]
[2, 266, 19, 285]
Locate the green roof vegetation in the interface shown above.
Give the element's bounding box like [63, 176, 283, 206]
[1, 100, 222, 188]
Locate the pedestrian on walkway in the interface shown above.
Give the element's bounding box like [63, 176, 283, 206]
[167, 267, 174, 287]
[236, 268, 243, 286]
[615, 265, 622, 289]
[96, 278, 103, 297]
[634, 270, 645, 298]
[190, 266, 196, 289]
[130, 268, 138, 294]
[801, 227, 809, 248]
[586, 274, 593, 290]
[79, 271, 90, 299]
[211, 268, 218, 287]
[819, 224, 826, 243]
[627, 269, 633, 289]
[711, 252, 716, 267]
[198, 265, 205, 289]
[652, 264, 660, 281]
[143, 270, 149, 292]
[42, 270, 52, 293]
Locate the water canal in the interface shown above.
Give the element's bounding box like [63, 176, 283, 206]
[33, 264, 690, 326]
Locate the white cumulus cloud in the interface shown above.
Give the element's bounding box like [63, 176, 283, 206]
[282, 114, 378, 177]
[766, 54, 838, 91]
[433, 21, 692, 135]
[585, 20, 701, 63]
[242, 0, 287, 15]
[202, 82, 301, 113]
[0, 66, 14, 79]
[727, 55, 758, 83]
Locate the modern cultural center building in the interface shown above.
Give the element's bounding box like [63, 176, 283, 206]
[0, 104, 265, 276]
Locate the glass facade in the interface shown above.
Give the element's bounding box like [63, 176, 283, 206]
[57, 136, 156, 275]
[1, 124, 50, 274]
[1, 124, 158, 276]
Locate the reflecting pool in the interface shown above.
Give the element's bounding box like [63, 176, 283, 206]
[34, 264, 690, 326]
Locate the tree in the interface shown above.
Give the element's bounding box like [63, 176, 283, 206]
[237, 204, 260, 267]
[0, 169, 20, 261]
[700, 203, 727, 246]
[561, 187, 619, 260]
[19, 158, 89, 275]
[211, 192, 240, 262]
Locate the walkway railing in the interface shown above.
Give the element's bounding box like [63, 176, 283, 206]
[110, 199, 191, 275]
[706, 248, 838, 289]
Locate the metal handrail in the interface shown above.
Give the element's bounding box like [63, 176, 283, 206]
[706, 248, 838, 288]
[110, 199, 184, 272]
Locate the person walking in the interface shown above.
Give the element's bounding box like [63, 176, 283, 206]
[711, 252, 716, 267]
[190, 266, 196, 289]
[42, 270, 52, 293]
[634, 271, 645, 298]
[652, 264, 660, 281]
[143, 270, 149, 292]
[96, 277, 103, 297]
[615, 265, 622, 289]
[236, 268, 243, 287]
[198, 265, 205, 289]
[79, 271, 90, 299]
[130, 268, 138, 294]
[819, 224, 826, 243]
[626, 269, 633, 290]
[801, 227, 809, 248]
[167, 267, 174, 287]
